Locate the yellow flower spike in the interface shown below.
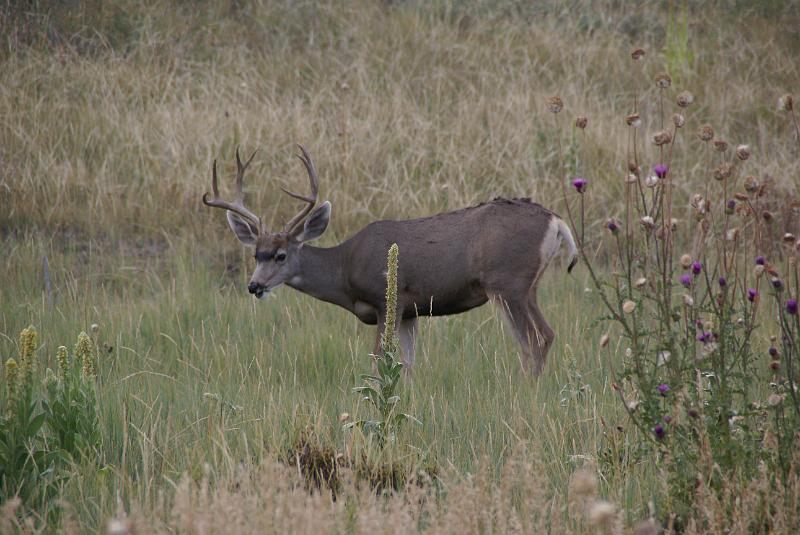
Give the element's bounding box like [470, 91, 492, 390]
[381, 243, 400, 355]
[75, 332, 95, 379]
[56, 345, 69, 380]
[18, 326, 38, 385]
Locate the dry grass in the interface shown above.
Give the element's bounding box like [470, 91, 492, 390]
[2, 1, 800, 532]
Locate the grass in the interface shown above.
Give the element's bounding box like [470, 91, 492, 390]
[1, 0, 799, 532]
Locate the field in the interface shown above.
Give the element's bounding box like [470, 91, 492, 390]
[2, 1, 800, 533]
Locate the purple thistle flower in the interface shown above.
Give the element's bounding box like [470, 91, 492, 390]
[718, 276, 727, 288]
[697, 331, 713, 343]
[755, 256, 766, 266]
[687, 408, 699, 418]
[769, 346, 779, 358]
[606, 218, 619, 234]
[726, 199, 736, 214]
[788, 299, 798, 316]
[680, 273, 692, 287]
[747, 288, 758, 302]
[572, 178, 588, 193]
[663, 414, 672, 424]
[653, 424, 666, 439]
[771, 277, 784, 291]
[653, 164, 669, 179]
[657, 383, 670, 395]
[691, 261, 702, 276]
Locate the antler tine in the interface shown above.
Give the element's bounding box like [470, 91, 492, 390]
[202, 149, 262, 232]
[282, 144, 320, 233]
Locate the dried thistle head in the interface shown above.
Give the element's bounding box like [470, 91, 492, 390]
[713, 139, 728, 152]
[697, 124, 714, 142]
[570, 468, 598, 497]
[588, 500, 617, 526]
[623, 300, 637, 313]
[677, 90, 694, 108]
[736, 144, 751, 160]
[673, 113, 685, 128]
[631, 48, 646, 60]
[625, 113, 642, 128]
[575, 116, 588, 129]
[652, 130, 672, 146]
[628, 160, 640, 174]
[546, 96, 563, 114]
[744, 175, 760, 192]
[713, 163, 732, 181]
[778, 94, 794, 112]
[599, 334, 610, 347]
[654, 72, 672, 88]
[680, 254, 693, 268]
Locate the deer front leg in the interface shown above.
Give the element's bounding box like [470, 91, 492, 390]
[398, 317, 417, 369]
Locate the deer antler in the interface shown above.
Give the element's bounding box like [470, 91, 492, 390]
[282, 144, 319, 234]
[202, 148, 262, 232]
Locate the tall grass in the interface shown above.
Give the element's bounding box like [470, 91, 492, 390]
[1, 0, 799, 532]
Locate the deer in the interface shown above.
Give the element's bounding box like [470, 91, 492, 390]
[202, 146, 578, 377]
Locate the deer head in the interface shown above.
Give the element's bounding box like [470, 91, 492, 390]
[203, 146, 331, 299]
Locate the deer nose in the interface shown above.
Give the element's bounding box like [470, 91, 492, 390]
[248, 282, 261, 294]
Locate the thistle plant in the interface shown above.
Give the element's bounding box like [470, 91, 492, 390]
[551, 49, 800, 525]
[345, 244, 420, 446]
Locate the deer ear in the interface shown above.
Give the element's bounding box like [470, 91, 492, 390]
[294, 201, 331, 242]
[226, 211, 258, 246]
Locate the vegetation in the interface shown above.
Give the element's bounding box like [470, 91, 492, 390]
[1, 1, 799, 532]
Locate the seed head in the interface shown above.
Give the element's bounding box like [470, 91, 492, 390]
[644, 175, 659, 188]
[734, 192, 749, 201]
[652, 130, 672, 146]
[570, 468, 598, 497]
[713, 163, 732, 181]
[382, 244, 400, 354]
[673, 113, 685, 128]
[654, 72, 672, 88]
[783, 232, 796, 243]
[631, 48, 646, 61]
[768, 393, 784, 407]
[680, 254, 693, 268]
[634, 277, 647, 288]
[91, 323, 100, 335]
[762, 210, 774, 223]
[697, 124, 714, 142]
[677, 90, 694, 108]
[683, 294, 694, 307]
[626, 113, 642, 128]
[622, 300, 637, 314]
[713, 139, 728, 152]
[339, 412, 350, 422]
[754, 265, 765, 277]
[575, 116, 588, 129]
[599, 334, 610, 348]
[736, 144, 751, 160]
[546, 96, 563, 114]
[744, 176, 760, 192]
[778, 94, 794, 112]
[640, 216, 655, 230]
[588, 500, 617, 526]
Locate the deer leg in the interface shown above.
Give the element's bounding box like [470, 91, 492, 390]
[398, 317, 418, 369]
[526, 288, 555, 377]
[493, 295, 539, 377]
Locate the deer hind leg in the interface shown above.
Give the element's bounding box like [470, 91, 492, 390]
[526, 287, 555, 377]
[493, 295, 540, 377]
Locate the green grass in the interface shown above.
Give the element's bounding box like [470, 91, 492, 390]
[1, 234, 651, 528]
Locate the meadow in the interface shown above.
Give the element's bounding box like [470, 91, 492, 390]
[1, 1, 799, 532]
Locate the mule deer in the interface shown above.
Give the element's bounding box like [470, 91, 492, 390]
[203, 146, 578, 376]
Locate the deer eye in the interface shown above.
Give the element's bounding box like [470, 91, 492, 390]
[275, 252, 287, 262]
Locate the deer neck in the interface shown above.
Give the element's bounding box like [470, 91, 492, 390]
[287, 244, 350, 308]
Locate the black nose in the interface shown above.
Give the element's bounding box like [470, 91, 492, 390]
[248, 282, 260, 294]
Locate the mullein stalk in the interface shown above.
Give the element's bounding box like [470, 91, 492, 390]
[381, 244, 400, 355]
